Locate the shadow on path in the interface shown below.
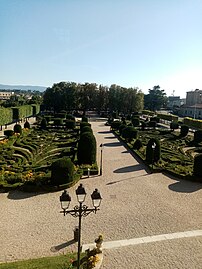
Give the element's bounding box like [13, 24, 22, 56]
[106, 174, 148, 185]
[168, 180, 202, 193]
[97, 131, 111, 134]
[7, 190, 46, 200]
[114, 164, 144, 173]
[104, 142, 122, 147]
[50, 239, 76, 252]
[104, 136, 115, 139]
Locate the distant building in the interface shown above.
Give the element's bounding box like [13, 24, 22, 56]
[0, 91, 14, 100]
[167, 96, 184, 109]
[179, 104, 202, 119]
[186, 89, 202, 106]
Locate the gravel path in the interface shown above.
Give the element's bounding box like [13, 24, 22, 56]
[0, 119, 201, 268]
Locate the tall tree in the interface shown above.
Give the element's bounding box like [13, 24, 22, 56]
[144, 85, 167, 111]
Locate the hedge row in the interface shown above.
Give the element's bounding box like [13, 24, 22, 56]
[0, 107, 13, 125]
[184, 117, 202, 130]
[142, 110, 155, 116]
[156, 113, 178, 122]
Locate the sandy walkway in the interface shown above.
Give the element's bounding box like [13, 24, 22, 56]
[0, 119, 201, 268]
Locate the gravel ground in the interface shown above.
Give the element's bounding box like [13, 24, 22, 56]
[0, 118, 201, 267]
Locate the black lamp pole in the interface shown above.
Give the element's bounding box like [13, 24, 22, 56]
[60, 184, 102, 269]
[100, 143, 103, 175]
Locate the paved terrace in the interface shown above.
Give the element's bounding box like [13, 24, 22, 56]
[0, 118, 201, 268]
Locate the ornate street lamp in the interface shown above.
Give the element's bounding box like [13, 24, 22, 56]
[60, 184, 102, 269]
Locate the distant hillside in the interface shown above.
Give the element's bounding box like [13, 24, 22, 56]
[0, 84, 47, 92]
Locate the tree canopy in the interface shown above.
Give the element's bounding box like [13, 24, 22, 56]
[144, 85, 167, 111]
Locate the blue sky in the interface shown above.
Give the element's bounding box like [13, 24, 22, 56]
[0, 0, 202, 98]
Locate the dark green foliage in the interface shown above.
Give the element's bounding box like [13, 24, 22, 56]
[170, 122, 179, 131]
[53, 118, 63, 126]
[66, 114, 75, 121]
[132, 117, 140, 127]
[80, 122, 91, 130]
[194, 130, 202, 143]
[51, 157, 75, 185]
[44, 115, 51, 123]
[133, 139, 142, 150]
[66, 120, 76, 130]
[112, 111, 118, 118]
[150, 116, 160, 123]
[193, 154, 202, 177]
[148, 121, 157, 128]
[55, 113, 66, 119]
[122, 126, 138, 141]
[146, 138, 161, 164]
[14, 124, 22, 134]
[41, 118, 47, 129]
[77, 132, 96, 165]
[119, 124, 127, 135]
[4, 129, 14, 137]
[81, 126, 92, 134]
[180, 125, 189, 137]
[111, 120, 122, 130]
[24, 121, 30, 129]
[141, 121, 146, 130]
[82, 116, 88, 122]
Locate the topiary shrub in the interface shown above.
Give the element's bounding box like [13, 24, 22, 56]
[66, 120, 76, 130]
[150, 116, 160, 123]
[132, 117, 140, 127]
[80, 122, 91, 131]
[53, 118, 63, 126]
[82, 116, 88, 122]
[66, 114, 75, 121]
[4, 130, 14, 137]
[81, 126, 92, 134]
[180, 125, 189, 137]
[170, 122, 179, 131]
[146, 138, 161, 164]
[148, 121, 157, 129]
[133, 139, 142, 150]
[141, 121, 146, 131]
[122, 126, 138, 142]
[193, 154, 202, 177]
[194, 130, 202, 143]
[119, 124, 127, 135]
[41, 118, 47, 130]
[14, 124, 22, 134]
[51, 157, 75, 185]
[24, 121, 30, 129]
[77, 132, 96, 165]
[111, 120, 122, 130]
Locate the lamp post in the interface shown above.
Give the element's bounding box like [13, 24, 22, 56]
[100, 143, 103, 176]
[60, 184, 102, 269]
[151, 142, 156, 170]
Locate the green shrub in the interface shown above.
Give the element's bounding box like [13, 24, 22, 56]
[141, 121, 146, 131]
[53, 118, 63, 126]
[66, 114, 75, 121]
[81, 126, 92, 134]
[44, 115, 51, 122]
[133, 139, 142, 150]
[193, 154, 202, 177]
[146, 138, 161, 164]
[122, 126, 138, 142]
[148, 121, 157, 129]
[132, 117, 140, 127]
[82, 116, 88, 122]
[77, 132, 96, 165]
[194, 130, 202, 143]
[41, 118, 47, 129]
[55, 113, 66, 119]
[66, 120, 76, 130]
[112, 111, 118, 118]
[180, 125, 189, 137]
[51, 157, 75, 185]
[150, 117, 160, 123]
[119, 124, 127, 135]
[14, 124, 22, 134]
[170, 122, 179, 131]
[24, 121, 30, 129]
[4, 129, 14, 137]
[111, 120, 122, 130]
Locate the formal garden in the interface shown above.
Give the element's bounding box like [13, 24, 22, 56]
[109, 113, 202, 182]
[0, 113, 98, 192]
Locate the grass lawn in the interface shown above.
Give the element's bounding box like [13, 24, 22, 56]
[0, 254, 77, 269]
